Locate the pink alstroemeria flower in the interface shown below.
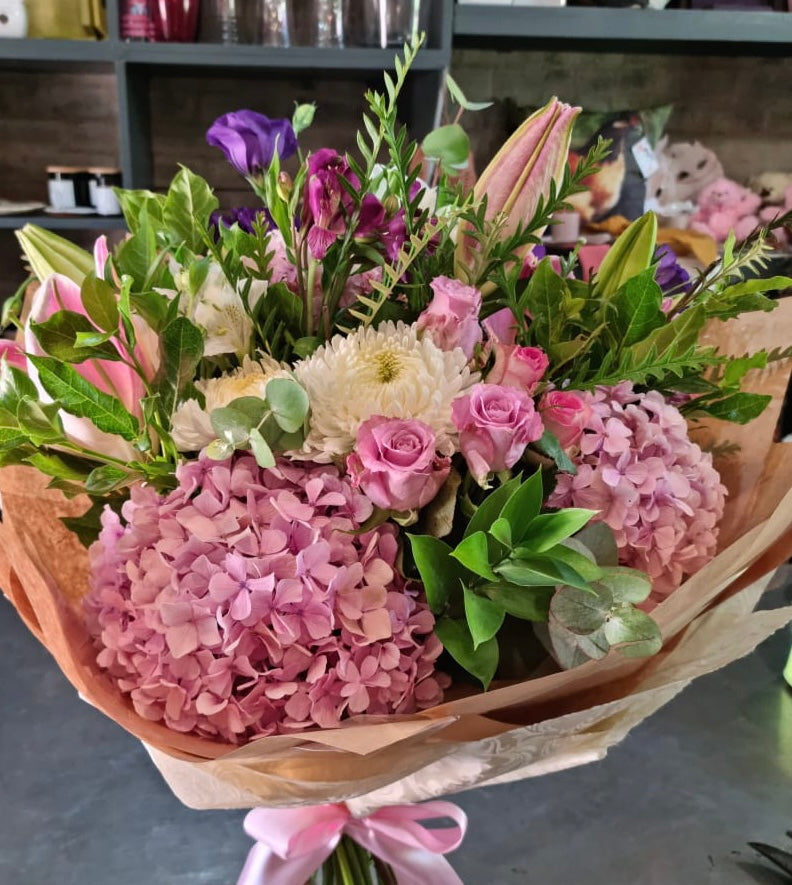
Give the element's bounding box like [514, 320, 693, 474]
[304, 149, 359, 259]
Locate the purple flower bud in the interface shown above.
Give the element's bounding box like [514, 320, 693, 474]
[206, 110, 297, 177]
[654, 244, 691, 295]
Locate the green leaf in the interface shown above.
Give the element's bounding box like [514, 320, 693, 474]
[482, 582, 553, 621]
[85, 464, 133, 494]
[694, 392, 771, 424]
[463, 587, 505, 649]
[421, 124, 470, 171]
[162, 167, 219, 253]
[497, 555, 592, 592]
[292, 102, 316, 135]
[28, 356, 140, 440]
[534, 429, 576, 474]
[81, 274, 119, 333]
[705, 276, 789, 320]
[116, 207, 158, 285]
[62, 498, 107, 547]
[607, 268, 665, 348]
[550, 583, 613, 634]
[249, 428, 276, 469]
[445, 73, 493, 112]
[129, 290, 171, 332]
[16, 398, 63, 444]
[523, 260, 565, 351]
[519, 509, 597, 554]
[265, 377, 309, 433]
[603, 605, 662, 657]
[464, 474, 522, 539]
[451, 531, 499, 581]
[158, 317, 204, 414]
[630, 303, 705, 363]
[722, 352, 767, 389]
[0, 360, 38, 406]
[489, 517, 512, 547]
[549, 542, 604, 582]
[24, 451, 88, 482]
[499, 470, 544, 543]
[74, 330, 114, 348]
[210, 401, 261, 447]
[30, 310, 121, 363]
[435, 618, 499, 689]
[408, 534, 465, 614]
[293, 336, 322, 359]
[115, 188, 165, 234]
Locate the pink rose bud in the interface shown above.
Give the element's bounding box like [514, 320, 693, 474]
[487, 343, 549, 393]
[452, 383, 544, 484]
[417, 275, 483, 360]
[347, 415, 451, 512]
[540, 390, 591, 449]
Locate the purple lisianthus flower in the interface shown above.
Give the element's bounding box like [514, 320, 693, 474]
[207, 110, 297, 177]
[210, 206, 273, 236]
[654, 244, 691, 295]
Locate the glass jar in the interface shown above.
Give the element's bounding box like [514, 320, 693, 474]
[259, 0, 290, 46]
[313, 0, 343, 48]
[88, 168, 123, 216]
[360, 0, 419, 48]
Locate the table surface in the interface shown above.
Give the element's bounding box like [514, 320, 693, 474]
[1, 572, 791, 885]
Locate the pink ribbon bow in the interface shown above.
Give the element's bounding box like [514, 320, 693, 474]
[237, 800, 468, 885]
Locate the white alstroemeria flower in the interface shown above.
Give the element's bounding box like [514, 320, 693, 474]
[171, 355, 287, 451]
[167, 261, 266, 359]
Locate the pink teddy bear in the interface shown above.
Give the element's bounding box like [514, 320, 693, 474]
[759, 183, 792, 249]
[690, 177, 762, 243]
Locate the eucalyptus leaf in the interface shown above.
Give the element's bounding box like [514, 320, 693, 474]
[572, 522, 619, 567]
[546, 619, 610, 670]
[265, 377, 309, 433]
[597, 567, 652, 604]
[421, 124, 470, 171]
[550, 583, 612, 634]
[603, 605, 662, 657]
[205, 438, 235, 460]
[249, 428, 276, 468]
[445, 73, 493, 112]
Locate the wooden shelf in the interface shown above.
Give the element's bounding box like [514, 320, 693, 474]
[0, 214, 127, 231]
[453, 6, 792, 52]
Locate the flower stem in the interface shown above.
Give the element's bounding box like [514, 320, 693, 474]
[334, 838, 356, 885]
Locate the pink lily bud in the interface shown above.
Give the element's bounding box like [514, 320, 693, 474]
[457, 98, 580, 273]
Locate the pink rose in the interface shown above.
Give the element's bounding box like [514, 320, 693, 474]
[540, 390, 591, 449]
[347, 415, 450, 511]
[487, 343, 548, 392]
[452, 383, 544, 483]
[417, 275, 482, 359]
[482, 307, 519, 345]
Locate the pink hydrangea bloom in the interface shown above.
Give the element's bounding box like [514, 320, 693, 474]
[548, 383, 726, 604]
[85, 455, 446, 743]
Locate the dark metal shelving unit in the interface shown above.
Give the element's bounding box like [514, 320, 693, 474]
[0, 214, 128, 231]
[453, 5, 792, 54]
[2, 0, 790, 234]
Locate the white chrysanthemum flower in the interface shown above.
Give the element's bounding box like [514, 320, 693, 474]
[293, 321, 476, 460]
[171, 355, 286, 451]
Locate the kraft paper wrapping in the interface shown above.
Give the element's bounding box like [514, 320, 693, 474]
[2, 305, 792, 809]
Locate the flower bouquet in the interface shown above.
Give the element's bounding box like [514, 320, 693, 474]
[2, 39, 792, 883]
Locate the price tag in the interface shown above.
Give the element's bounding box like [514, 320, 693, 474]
[632, 137, 660, 180]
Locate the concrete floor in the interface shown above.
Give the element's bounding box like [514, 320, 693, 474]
[1, 576, 791, 885]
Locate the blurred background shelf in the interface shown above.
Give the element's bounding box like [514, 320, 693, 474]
[453, 6, 792, 53]
[0, 214, 127, 231]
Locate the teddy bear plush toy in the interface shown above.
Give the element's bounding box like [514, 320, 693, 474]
[759, 183, 792, 249]
[689, 177, 762, 243]
[749, 172, 792, 206]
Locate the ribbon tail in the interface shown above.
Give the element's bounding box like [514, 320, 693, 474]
[353, 832, 464, 885]
[236, 841, 334, 885]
